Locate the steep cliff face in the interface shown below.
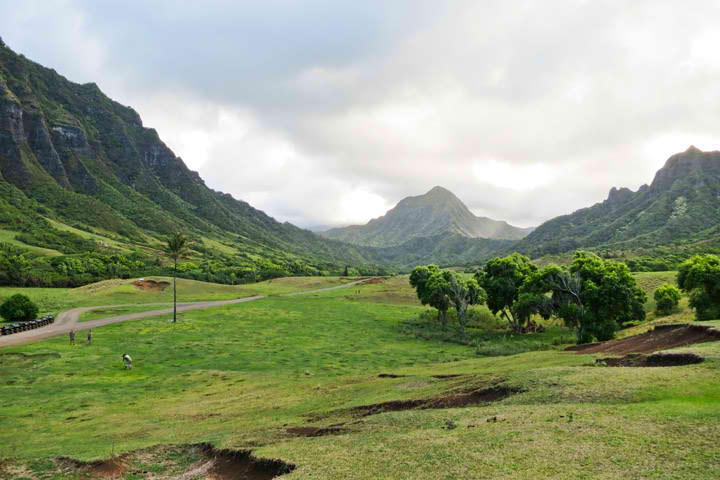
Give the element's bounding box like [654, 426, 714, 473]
[0, 41, 378, 266]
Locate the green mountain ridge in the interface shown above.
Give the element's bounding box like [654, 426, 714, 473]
[0, 40, 379, 273]
[2, 38, 719, 280]
[321, 186, 531, 246]
[515, 145, 720, 260]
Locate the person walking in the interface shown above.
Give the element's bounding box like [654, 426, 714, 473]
[122, 353, 132, 369]
[87, 329, 92, 345]
[69, 330, 75, 345]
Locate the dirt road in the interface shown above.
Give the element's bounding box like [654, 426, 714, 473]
[0, 278, 372, 348]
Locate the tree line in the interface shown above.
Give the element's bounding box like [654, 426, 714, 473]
[413, 251, 720, 344]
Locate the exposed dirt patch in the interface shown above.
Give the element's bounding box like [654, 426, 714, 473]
[58, 455, 128, 478]
[568, 324, 720, 355]
[286, 426, 347, 437]
[378, 373, 408, 378]
[361, 277, 386, 285]
[47, 443, 295, 480]
[597, 352, 705, 367]
[347, 385, 521, 418]
[200, 444, 295, 480]
[132, 279, 171, 291]
[431, 374, 466, 379]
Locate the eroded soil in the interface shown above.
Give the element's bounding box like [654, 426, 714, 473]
[568, 324, 720, 355]
[597, 352, 704, 367]
[2, 444, 295, 480]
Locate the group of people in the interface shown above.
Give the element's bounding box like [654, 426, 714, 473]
[68, 329, 132, 369]
[68, 329, 91, 345]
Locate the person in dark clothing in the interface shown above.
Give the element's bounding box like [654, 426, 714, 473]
[87, 329, 92, 344]
[69, 330, 75, 345]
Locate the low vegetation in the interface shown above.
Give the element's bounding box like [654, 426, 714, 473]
[1, 271, 719, 479]
[0, 294, 38, 322]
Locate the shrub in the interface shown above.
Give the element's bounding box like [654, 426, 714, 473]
[654, 284, 682, 316]
[678, 254, 720, 321]
[0, 294, 39, 322]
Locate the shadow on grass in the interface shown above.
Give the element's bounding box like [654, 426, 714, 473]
[398, 308, 575, 357]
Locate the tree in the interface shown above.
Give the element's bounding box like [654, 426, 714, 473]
[654, 284, 681, 316]
[163, 232, 191, 323]
[0, 294, 39, 323]
[475, 253, 537, 333]
[0, 243, 30, 286]
[409, 265, 450, 330]
[677, 254, 720, 320]
[444, 272, 485, 339]
[521, 252, 646, 343]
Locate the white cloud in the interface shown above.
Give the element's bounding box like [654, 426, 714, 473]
[2, 0, 720, 230]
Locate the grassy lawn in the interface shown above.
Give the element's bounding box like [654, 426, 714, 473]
[1, 274, 719, 478]
[0, 275, 362, 316]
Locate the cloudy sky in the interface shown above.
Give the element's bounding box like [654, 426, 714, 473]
[3, 0, 720, 229]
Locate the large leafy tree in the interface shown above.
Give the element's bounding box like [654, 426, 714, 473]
[410, 265, 451, 329]
[475, 253, 537, 333]
[677, 254, 720, 320]
[163, 232, 191, 323]
[444, 272, 485, 339]
[521, 251, 645, 343]
[0, 294, 38, 322]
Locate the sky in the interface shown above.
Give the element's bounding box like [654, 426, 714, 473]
[3, 0, 720, 230]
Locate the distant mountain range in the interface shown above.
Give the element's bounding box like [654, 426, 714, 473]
[1, 38, 719, 275]
[321, 186, 532, 246]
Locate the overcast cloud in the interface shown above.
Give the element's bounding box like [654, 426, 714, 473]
[3, 0, 720, 229]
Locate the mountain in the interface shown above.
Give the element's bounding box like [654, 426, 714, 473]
[321, 186, 531, 247]
[515, 146, 720, 259]
[0, 39, 380, 277]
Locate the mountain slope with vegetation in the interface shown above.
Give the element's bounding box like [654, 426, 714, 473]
[514, 146, 720, 266]
[0, 39, 391, 283]
[321, 186, 531, 246]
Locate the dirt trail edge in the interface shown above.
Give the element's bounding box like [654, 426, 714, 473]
[0, 278, 373, 348]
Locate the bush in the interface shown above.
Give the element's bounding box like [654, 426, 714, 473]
[654, 284, 682, 316]
[0, 294, 39, 322]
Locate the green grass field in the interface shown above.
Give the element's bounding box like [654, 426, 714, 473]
[1, 274, 719, 479]
[0, 276, 362, 317]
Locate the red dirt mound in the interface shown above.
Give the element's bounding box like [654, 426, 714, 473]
[286, 426, 347, 437]
[58, 456, 128, 478]
[568, 324, 720, 355]
[202, 444, 294, 480]
[348, 386, 521, 417]
[597, 352, 704, 367]
[131, 279, 170, 291]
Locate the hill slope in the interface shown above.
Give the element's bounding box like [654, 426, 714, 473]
[515, 146, 720, 258]
[0, 39, 379, 275]
[321, 186, 530, 246]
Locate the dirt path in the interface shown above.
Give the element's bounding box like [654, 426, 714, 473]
[0, 278, 372, 348]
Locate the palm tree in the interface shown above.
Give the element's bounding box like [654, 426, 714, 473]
[163, 232, 190, 323]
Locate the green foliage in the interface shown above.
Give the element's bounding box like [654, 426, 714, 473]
[475, 253, 537, 333]
[410, 265, 451, 329]
[522, 251, 646, 343]
[678, 254, 720, 320]
[0, 293, 38, 322]
[0, 243, 30, 285]
[653, 283, 682, 316]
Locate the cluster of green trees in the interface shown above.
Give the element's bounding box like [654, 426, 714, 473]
[412, 251, 647, 344]
[678, 254, 720, 321]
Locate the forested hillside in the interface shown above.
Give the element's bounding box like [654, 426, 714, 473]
[513, 146, 720, 269]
